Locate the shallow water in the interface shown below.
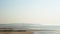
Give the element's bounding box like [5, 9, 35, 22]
[34, 31, 60, 34]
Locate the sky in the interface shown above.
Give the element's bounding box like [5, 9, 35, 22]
[0, 0, 60, 25]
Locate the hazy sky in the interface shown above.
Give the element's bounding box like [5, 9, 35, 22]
[0, 0, 60, 25]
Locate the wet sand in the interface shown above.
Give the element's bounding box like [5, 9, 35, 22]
[0, 32, 33, 34]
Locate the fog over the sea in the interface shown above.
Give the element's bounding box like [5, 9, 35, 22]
[0, 0, 60, 25]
